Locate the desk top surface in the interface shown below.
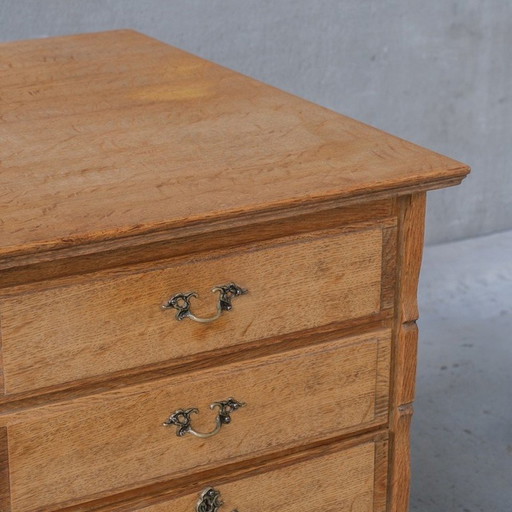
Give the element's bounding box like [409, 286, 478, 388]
[0, 30, 469, 260]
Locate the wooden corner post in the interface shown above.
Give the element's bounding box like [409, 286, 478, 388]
[388, 192, 426, 512]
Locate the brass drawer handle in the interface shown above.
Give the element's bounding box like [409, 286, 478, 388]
[197, 487, 238, 512]
[161, 282, 248, 323]
[163, 397, 246, 438]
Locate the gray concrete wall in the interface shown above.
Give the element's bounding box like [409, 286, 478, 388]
[1, 1, 510, 244]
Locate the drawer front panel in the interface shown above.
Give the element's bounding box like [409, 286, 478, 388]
[137, 437, 388, 512]
[6, 329, 390, 512]
[0, 226, 390, 394]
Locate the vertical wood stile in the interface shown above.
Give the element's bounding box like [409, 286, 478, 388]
[374, 438, 390, 512]
[0, 427, 11, 511]
[388, 192, 426, 512]
[0, 315, 5, 395]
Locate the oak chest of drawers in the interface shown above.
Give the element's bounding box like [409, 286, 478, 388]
[0, 30, 469, 512]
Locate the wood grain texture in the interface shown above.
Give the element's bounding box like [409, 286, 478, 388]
[0, 199, 396, 288]
[0, 30, 469, 261]
[135, 440, 380, 512]
[53, 431, 388, 512]
[398, 194, 426, 324]
[395, 322, 419, 406]
[0, 427, 11, 512]
[373, 435, 389, 512]
[0, 226, 386, 395]
[381, 225, 398, 310]
[0, 29, 471, 512]
[0, 314, 392, 411]
[387, 193, 426, 512]
[0, 319, 5, 395]
[389, 405, 414, 512]
[5, 330, 391, 512]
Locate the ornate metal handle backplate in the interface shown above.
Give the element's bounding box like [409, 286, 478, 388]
[161, 282, 248, 323]
[196, 487, 238, 512]
[163, 398, 246, 438]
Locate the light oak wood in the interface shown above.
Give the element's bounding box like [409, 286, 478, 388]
[0, 199, 396, 288]
[381, 226, 398, 310]
[387, 193, 426, 512]
[5, 330, 390, 512]
[0, 30, 470, 512]
[395, 323, 419, 407]
[0, 315, 392, 411]
[50, 432, 388, 511]
[0, 337, 5, 397]
[136, 439, 385, 512]
[373, 435, 390, 512]
[0, 226, 388, 395]
[0, 427, 10, 512]
[389, 404, 414, 512]
[0, 30, 469, 262]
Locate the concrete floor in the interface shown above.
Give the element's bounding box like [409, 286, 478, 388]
[411, 230, 512, 511]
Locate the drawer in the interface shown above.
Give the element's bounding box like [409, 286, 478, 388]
[5, 329, 390, 512]
[133, 435, 388, 512]
[0, 225, 394, 395]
